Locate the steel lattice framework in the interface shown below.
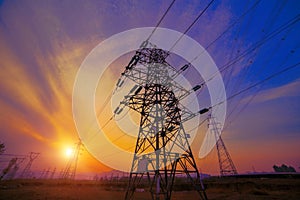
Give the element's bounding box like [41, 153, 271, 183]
[20, 152, 39, 179]
[61, 140, 82, 180]
[115, 46, 207, 200]
[0, 157, 25, 180]
[208, 116, 237, 176]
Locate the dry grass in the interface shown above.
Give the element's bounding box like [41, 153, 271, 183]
[0, 177, 299, 200]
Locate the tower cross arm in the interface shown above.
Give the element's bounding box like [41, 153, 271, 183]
[181, 106, 211, 123]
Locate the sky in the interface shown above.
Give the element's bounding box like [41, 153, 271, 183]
[0, 0, 299, 178]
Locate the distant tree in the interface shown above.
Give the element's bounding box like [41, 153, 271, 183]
[288, 166, 296, 172]
[273, 164, 296, 172]
[281, 164, 289, 172]
[273, 165, 281, 172]
[0, 141, 5, 155]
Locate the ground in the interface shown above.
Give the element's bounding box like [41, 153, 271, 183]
[0, 176, 300, 200]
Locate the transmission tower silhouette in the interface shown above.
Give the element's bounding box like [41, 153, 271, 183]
[50, 167, 56, 179]
[114, 43, 208, 200]
[0, 157, 25, 180]
[208, 115, 237, 176]
[61, 140, 82, 180]
[20, 152, 40, 179]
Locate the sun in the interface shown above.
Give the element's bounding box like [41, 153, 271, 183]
[65, 148, 74, 158]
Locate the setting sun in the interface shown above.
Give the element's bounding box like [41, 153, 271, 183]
[65, 148, 74, 158]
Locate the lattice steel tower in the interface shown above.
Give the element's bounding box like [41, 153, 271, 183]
[61, 140, 82, 180]
[20, 152, 40, 179]
[0, 157, 25, 180]
[115, 43, 207, 200]
[208, 116, 237, 176]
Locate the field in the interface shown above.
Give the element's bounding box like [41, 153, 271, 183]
[1, 176, 300, 200]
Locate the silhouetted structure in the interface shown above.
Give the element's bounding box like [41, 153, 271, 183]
[50, 167, 56, 179]
[209, 116, 237, 176]
[116, 45, 207, 200]
[0, 141, 5, 155]
[61, 140, 82, 180]
[0, 157, 25, 180]
[273, 164, 296, 172]
[20, 152, 40, 179]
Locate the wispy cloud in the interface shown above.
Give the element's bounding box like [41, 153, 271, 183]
[241, 78, 300, 105]
[0, 0, 299, 174]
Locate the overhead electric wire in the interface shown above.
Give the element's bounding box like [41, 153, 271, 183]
[224, 45, 297, 130]
[185, 14, 296, 110]
[146, 0, 176, 41]
[211, 61, 300, 108]
[83, 2, 299, 152]
[227, 0, 288, 96]
[177, 61, 300, 133]
[221, 0, 254, 92]
[82, 91, 114, 142]
[168, 0, 215, 52]
[84, 0, 178, 145]
[161, 0, 218, 95]
[169, 0, 260, 85]
[217, 14, 299, 73]
[83, 0, 177, 144]
[224, 2, 294, 126]
[185, 118, 208, 133]
[172, 0, 262, 107]
[225, 30, 294, 127]
[190, 13, 300, 97]
[124, 0, 216, 127]
[188, 0, 261, 66]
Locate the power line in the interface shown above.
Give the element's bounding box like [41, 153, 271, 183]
[83, 0, 177, 142]
[179, 11, 300, 108]
[84, 115, 114, 144]
[93, 0, 221, 143]
[190, 13, 300, 95]
[170, 0, 262, 106]
[225, 29, 295, 127]
[85, 2, 299, 157]
[146, 0, 176, 41]
[193, 0, 260, 62]
[212, 61, 300, 108]
[168, 0, 215, 52]
[185, 118, 208, 133]
[97, 0, 215, 152]
[218, 14, 299, 74]
[117, 11, 300, 130]
[214, 1, 293, 126]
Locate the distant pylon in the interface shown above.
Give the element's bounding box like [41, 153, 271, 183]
[50, 167, 56, 179]
[208, 116, 237, 176]
[44, 167, 51, 179]
[40, 169, 46, 179]
[61, 140, 82, 180]
[0, 157, 25, 180]
[20, 152, 40, 179]
[6, 157, 25, 179]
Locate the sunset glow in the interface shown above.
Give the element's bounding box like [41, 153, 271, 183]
[0, 0, 299, 179]
[65, 148, 74, 158]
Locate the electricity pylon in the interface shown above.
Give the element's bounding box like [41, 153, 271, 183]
[115, 44, 208, 200]
[50, 167, 56, 179]
[6, 157, 25, 179]
[208, 116, 237, 176]
[61, 140, 82, 180]
[20, 152, 40, 179]
[0, 157, 25, 180]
